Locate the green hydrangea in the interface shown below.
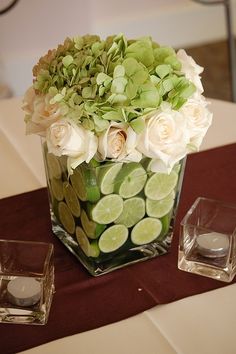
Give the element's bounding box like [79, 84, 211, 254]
[32, 33, 196, 134]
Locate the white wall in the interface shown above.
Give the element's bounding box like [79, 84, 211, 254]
[91, 0, 236, 47]
[0, 0, 92, 96]
[0, 0, 235, 96]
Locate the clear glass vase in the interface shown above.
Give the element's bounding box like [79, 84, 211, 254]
[42, 142, 185, 276]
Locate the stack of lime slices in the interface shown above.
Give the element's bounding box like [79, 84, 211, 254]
[46, 151, 180, 259]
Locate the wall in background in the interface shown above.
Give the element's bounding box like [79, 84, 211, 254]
[0, 0, 235, 96]
[91, 0, 236, 47]
[0, 0, 92, 96]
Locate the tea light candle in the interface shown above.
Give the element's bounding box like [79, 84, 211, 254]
[196, 232, 230, 258]
[7, 277, 41, 307]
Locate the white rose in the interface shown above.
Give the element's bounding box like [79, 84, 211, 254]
[46, 119, 98, 172]
[98, 122, 142, 162]
[137, 109, 190, 173]
[180, 97, 213, 150]
[22, 86, 35, 115]
[23, 88, 62, 136]
[177, 49, 204, 95]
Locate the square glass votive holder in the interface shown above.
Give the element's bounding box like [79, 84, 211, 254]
[178, 197, 236, 282]
[0, 239, 54, 325]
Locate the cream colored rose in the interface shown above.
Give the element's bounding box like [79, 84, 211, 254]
[98, 122, 142, 162]
[180, 97, 212, 150]
[137, 109, 190, 173]
[22, 86, 35, 115]
[23, 87, 62, 136]
[46, 119, 98, 172]
[177, 49, 203, 95]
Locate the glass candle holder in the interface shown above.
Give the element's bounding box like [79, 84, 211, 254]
[178, 197, 236, 282]
[0, 240, 54, 325]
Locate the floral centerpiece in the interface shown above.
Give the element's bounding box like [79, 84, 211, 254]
[23, 34, 212, 276]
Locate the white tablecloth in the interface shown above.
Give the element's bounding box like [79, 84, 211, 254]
[1, 97, 236, 354]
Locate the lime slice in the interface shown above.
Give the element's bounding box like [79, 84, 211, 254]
[60, 155, 69, 174]
[114, 162, 147, 198]
[58, 201, 75, 235]
[144, 171, 178, 201]
[91, 194, 123, 224]
[80, 209, 106, 239]
[83, 167, 100, 202]
[63, 182, 81, 217]
[46, 153, 61, 179]
[159, 213, 172, 241]
[146, 191, 175, 218]
[114, 197, 145, 228]
[70, 167, 86, 201]
[70, 165, 100, 202]
[76, 226, 91, 256]
[51, 178, 64, 201]
[98, 162, 123, 195]
[98, 225, 128, 253]
[131, 217, 162, 245]
[90, 240, 100, 258]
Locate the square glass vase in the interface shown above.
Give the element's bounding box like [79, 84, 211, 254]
[178, 197, 236, 282]
[43, 142, 185, 276]
[0, 240, 54, 325]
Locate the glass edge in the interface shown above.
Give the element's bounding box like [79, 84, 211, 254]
[0, 239, 54, 247]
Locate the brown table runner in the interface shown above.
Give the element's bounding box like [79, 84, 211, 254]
[1, 143, 236, 354]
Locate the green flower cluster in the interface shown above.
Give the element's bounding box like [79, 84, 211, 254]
[33, 33, 196, 133]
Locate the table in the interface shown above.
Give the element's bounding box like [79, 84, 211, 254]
[1, 97, 236, 354]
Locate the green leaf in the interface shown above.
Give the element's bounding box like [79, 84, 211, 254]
[48, 86, 58, 96]
[162, 78, 174, 93]
[140, 90, 159, 108]
[50, 93, 64, 103]
[82, 118, 94, 130]
[111, 77, 127, 94]
[74, 36, 84, 50]
[172, 96, 187, 110]
[79, 77, 90, 85]
[150, 75, 161, 85]
[99, 86, 106, 97]
[132, 83, 159, 108]
[84, 102, 97, 113]
[91, 84, 97, 98]
[104, 78, 112, 89]
[91, 42, 103, 54]
[123, 58, 148, 86]
[102, 111, 123, 121]
[155, 64, 172, 79]
[154, 47, 175, 63]
[169, 75, 180, 87]
[164, 55, 181, 71]
[93, 115, 109, 132]
[126, 39, 154, 67]
[96, 73, 111, 85]
[107, 42, 118, 55]
[74, 95, 83, 104]
[130, 117, 145, 133]
[62, 55, 73, 68]
[180, 82, 196, 99]
[123, 58, 139, 76]
[132, 69, 148, 85]
[80, 68, 88, 78]
[125, 80, 138, 99]
[156, 83, 165, 97]
[108, 94, 127, 104]
[82, 86, 93, 99]
[113, 65, 125, 78]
